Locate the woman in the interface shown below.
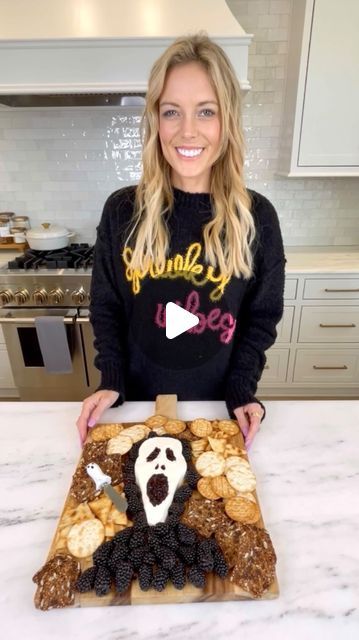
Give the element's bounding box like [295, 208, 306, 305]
[76, 33, 285, 449]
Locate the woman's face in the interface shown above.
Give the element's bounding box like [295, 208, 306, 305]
[158, 61, 221, 193]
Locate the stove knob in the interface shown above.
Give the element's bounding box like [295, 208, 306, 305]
[71, 287, 87, 305]
[49, 287, 64, 305]
[14, 289, 30, 305]
[32, 288, 48, 305]
[0, 289, 14, 306]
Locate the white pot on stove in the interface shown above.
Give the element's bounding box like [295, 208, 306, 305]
[26, 223, 75, 250]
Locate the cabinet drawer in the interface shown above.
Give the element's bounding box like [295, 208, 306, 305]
[304, 278, 359, 299]
[276, 306, 294, 343]
[284, 278, 298, 300]
[299, 306, 359, 342]
[293, 349, 359, 383]
[0, 345, 16, 388]
[261, 349, 289, 383]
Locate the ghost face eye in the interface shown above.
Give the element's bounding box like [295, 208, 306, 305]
[166, 448, 176, 461]
[146, 447, 160, 462]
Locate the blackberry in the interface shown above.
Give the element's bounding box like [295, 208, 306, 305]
[133, 512, 148, 528]
[174, 485, 192, 502]
[168, 502, 185, 518]
[128, 442, 141, 461]
[197, 551, 214, 573]
[124, 484, 140, 500]
[76, 566, 97, 592]
[127, 494, 142, 515]
[108, 544, 129, 574]
[115, 561, 133, 594]
[185, 467, 200, 488]
[152, 567, 170, 592]
[159, 547, 177, 570]
[181, 441, 192, 462]
[152, 522, 169, 537]
[170, 561, 186, 590]
[93, 540, 114, 567]
[94, 566, 112, 596]
[179, 544, 197, 566]
[143, 549, 156, 565]
[129, 547, 145, 569]
[165, 530, 179, 551]
[138, 564, 153, 591]
[113, 527, 132, 545]
[188, 565, 206, 589]
[213, 547, 228, 579]
[129, 529, 146, 549]
[176, 523, 197, 545]
[166, 512, 180, 527]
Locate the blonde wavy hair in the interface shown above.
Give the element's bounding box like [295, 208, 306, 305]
[125, 32, 256, 279]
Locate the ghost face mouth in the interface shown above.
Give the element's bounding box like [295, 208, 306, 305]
[146, 473, 169, 506]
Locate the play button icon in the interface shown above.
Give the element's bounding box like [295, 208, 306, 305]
[165, 302, 199, 339]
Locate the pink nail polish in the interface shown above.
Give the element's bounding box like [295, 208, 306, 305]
[88, 419, 95, 428]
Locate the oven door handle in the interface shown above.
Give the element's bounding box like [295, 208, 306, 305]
[0, 314, 76, 325]
[76, 317, 90, 324]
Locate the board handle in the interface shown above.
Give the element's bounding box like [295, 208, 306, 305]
[155, 394, 178, 419]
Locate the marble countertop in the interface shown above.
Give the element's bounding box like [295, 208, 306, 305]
[0, 399, 358, 640]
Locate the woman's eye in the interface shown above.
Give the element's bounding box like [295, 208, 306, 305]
[199, 108, 215, 117]
[161, 109, 178, 118]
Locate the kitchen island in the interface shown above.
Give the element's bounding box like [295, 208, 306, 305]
[0, 399, 358, 640]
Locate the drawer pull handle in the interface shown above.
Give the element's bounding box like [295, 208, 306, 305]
[319, 323, 356, 328]
[313, 365, 348, 370]
[324, 288, 359, 293]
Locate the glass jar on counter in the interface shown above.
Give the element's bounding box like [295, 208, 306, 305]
[0, 217, 12, 244]
[11, 215, 31, 230]
[11, 226, 27, 244]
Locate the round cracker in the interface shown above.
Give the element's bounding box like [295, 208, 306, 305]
[145, 414, 168, 428]
[121, 424, 148, 442]
[224, 496, 260, 524]
[226, 465, 256, 493]
[211, 475, 237, 498]
[217, 420, 240, 436]
[195, 451, 225, 478]
[90, 423, 122, 442]
[197, 477, 221, 500]
[164, 419, 187, 435]
[225, 456, 251, 472]
[190, 418, 213, 438]
[67, 519, 104, 558]
[106, 434, 133, 455]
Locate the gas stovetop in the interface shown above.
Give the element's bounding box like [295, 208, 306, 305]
[7, 243, 94, 271]
[0, 244, 94, 307]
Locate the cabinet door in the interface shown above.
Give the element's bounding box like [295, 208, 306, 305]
[299, 0, 359, 168]
[0, 345, 16, 389]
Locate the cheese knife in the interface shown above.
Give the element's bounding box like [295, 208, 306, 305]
[85, 462, 128, 512]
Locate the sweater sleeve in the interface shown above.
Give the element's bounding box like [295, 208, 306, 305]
[89, 192, 129, 405]
[225, 193, 285, 417]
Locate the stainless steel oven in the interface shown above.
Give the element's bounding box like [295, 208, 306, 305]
[0, 245, 101, 400]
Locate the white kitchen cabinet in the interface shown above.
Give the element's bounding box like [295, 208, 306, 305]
[0, 327, 19, 397]
[258, 272, 359, 398]
[278, 0, 359, 177]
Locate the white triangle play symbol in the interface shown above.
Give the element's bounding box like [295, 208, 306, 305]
[165, 302, 199, 339]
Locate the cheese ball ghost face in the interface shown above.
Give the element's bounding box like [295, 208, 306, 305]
[134, 437, 187, 526]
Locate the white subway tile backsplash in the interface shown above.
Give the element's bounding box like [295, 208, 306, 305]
[0, 0, 358, 246]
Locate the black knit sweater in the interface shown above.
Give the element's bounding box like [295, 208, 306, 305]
[89, 185, 285, 418]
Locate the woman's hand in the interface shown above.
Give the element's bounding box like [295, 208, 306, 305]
[233, 402, 264, 450]
[76, 390, 120, 445]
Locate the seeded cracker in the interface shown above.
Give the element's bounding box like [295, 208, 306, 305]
[33, 554, 80, 611]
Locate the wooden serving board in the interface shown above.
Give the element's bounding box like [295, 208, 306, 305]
[40, 394, 279, 606]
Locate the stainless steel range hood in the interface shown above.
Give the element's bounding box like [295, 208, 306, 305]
[0, 0, 252, 108]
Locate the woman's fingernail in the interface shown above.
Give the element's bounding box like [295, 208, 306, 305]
[88, 419, 95, 428]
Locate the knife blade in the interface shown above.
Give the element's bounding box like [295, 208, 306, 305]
[85, 462, 128, 513]
[102, 483, 128, 512]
